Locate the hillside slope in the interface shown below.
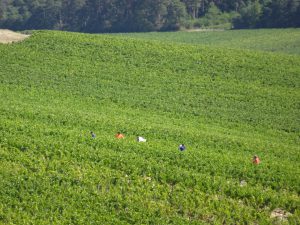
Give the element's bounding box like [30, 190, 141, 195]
[120, 29, 300, 55]
[0, 31, 299, 224]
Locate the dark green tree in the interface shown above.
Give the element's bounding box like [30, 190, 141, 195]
[233, 0, 262, 28]
[163, 0, 187, 30]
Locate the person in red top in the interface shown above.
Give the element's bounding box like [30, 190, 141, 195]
[115, 132, 124, 139]
[252, 155, 260, 164]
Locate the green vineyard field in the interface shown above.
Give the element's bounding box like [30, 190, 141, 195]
[0, 30, 299, 224]
[120, 29, 300, 55]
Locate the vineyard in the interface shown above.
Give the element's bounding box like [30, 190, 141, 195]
[120, 29, 300, 55]
[0, 30, 299, 224]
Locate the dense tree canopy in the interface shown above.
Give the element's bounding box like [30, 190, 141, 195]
[0, 0, 299, 32]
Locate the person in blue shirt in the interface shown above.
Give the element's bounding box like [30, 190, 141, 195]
[90, 131, 96, 139]
[178, 144, 186, 151]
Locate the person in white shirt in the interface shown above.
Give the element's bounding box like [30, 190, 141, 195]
[137, 136, 146, 142]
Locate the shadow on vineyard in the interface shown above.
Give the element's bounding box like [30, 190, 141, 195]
[0, 30, 299, 224]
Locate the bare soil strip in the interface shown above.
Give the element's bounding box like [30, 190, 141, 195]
[0, 29, 30, 44]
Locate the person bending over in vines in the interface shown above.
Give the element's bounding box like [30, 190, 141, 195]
[252, 155, 260, 164]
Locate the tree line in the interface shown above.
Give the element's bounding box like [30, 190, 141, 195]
[0, 0, 299, 32]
